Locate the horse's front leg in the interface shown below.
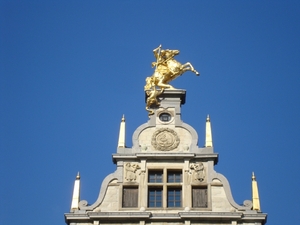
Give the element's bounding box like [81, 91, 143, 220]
[182, 62, 200, 76]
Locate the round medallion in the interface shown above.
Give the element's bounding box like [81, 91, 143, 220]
[151, 128, 180, 151]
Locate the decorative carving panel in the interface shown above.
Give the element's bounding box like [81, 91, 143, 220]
[151, 128, 180, 151]
[124, 163, 140, 182]
[189, 162, 205, 183]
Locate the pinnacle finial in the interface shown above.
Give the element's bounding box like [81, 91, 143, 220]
[205, 115, 213, 147]
[252, 171, 261, 211]
[118, 114, 126, 148]
[252, 172, 256, 180]
[206, 114, 210, 121]
[70, 172, 81, 211]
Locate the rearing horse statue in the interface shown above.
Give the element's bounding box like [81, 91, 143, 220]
[144, 45, 200, 115]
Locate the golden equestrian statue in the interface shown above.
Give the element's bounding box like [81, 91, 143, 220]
[145, 45, 199, 115]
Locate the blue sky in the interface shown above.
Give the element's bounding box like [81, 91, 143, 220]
[1, 1, 300, 225]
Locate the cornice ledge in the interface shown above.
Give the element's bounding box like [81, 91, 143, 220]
[242, 213, 268, 220]
[194, 153, 218, 158]
[88, 211, 151, 218]
[64, 213, 89, 220]
[150, 213, 181, 219]
[179, 211, 242, 219]
[113, 154, 137, 159]
[136, 153, 195, 158]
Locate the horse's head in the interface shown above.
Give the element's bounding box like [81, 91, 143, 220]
[164, 49, 179, 58]
[172, 50, 180, 55]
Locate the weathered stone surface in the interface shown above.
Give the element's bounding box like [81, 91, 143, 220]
[211, 186, 234, 212]
[98, 184, 119, 211]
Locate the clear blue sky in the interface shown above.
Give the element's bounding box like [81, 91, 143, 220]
[1, 1, 300, 225]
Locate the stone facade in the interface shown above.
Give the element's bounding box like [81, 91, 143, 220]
[65, 90, 267, 225]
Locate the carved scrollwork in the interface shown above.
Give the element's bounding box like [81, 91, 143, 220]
[151, 128, 180, 151]
[78, 200, 88, 209]
[243, 200, 253, 209]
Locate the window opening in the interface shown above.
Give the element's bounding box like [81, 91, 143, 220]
[148, 170, 163, 183]
[167, 188, 182, 207]
[159, 113, 171, 122]
[148, 188, 162, 207]
[167, 171, 182, 183]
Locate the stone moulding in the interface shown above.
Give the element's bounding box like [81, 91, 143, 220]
[179, 211, 243, 219]
[88, 212, 151, 218]
[150, 213, 180, 219]
[178, 211, 266, 223]
[65, 211, 266, 222]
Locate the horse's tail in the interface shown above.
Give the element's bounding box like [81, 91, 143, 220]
[146, 106, 155, 117]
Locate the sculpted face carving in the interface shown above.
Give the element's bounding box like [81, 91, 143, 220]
[124, 163, 140, 182]
[151, 128, 180, 151]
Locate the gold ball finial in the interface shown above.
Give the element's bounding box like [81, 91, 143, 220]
[252, 172, 256, 181]
[206, 114, 210, 122]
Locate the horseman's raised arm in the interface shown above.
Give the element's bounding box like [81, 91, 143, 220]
[153, 45, 162, 59]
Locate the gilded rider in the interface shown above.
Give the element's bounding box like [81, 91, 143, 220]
[152, 45, 171, 77]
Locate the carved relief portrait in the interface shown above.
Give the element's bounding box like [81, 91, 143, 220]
[124, 163, 140, 182]
[190, 162, 205, 182]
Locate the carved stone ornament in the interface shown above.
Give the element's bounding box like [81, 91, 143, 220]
[190, 162, 205, 182]
[151, 128, 180, 151]
[124, 163, 140, 182]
